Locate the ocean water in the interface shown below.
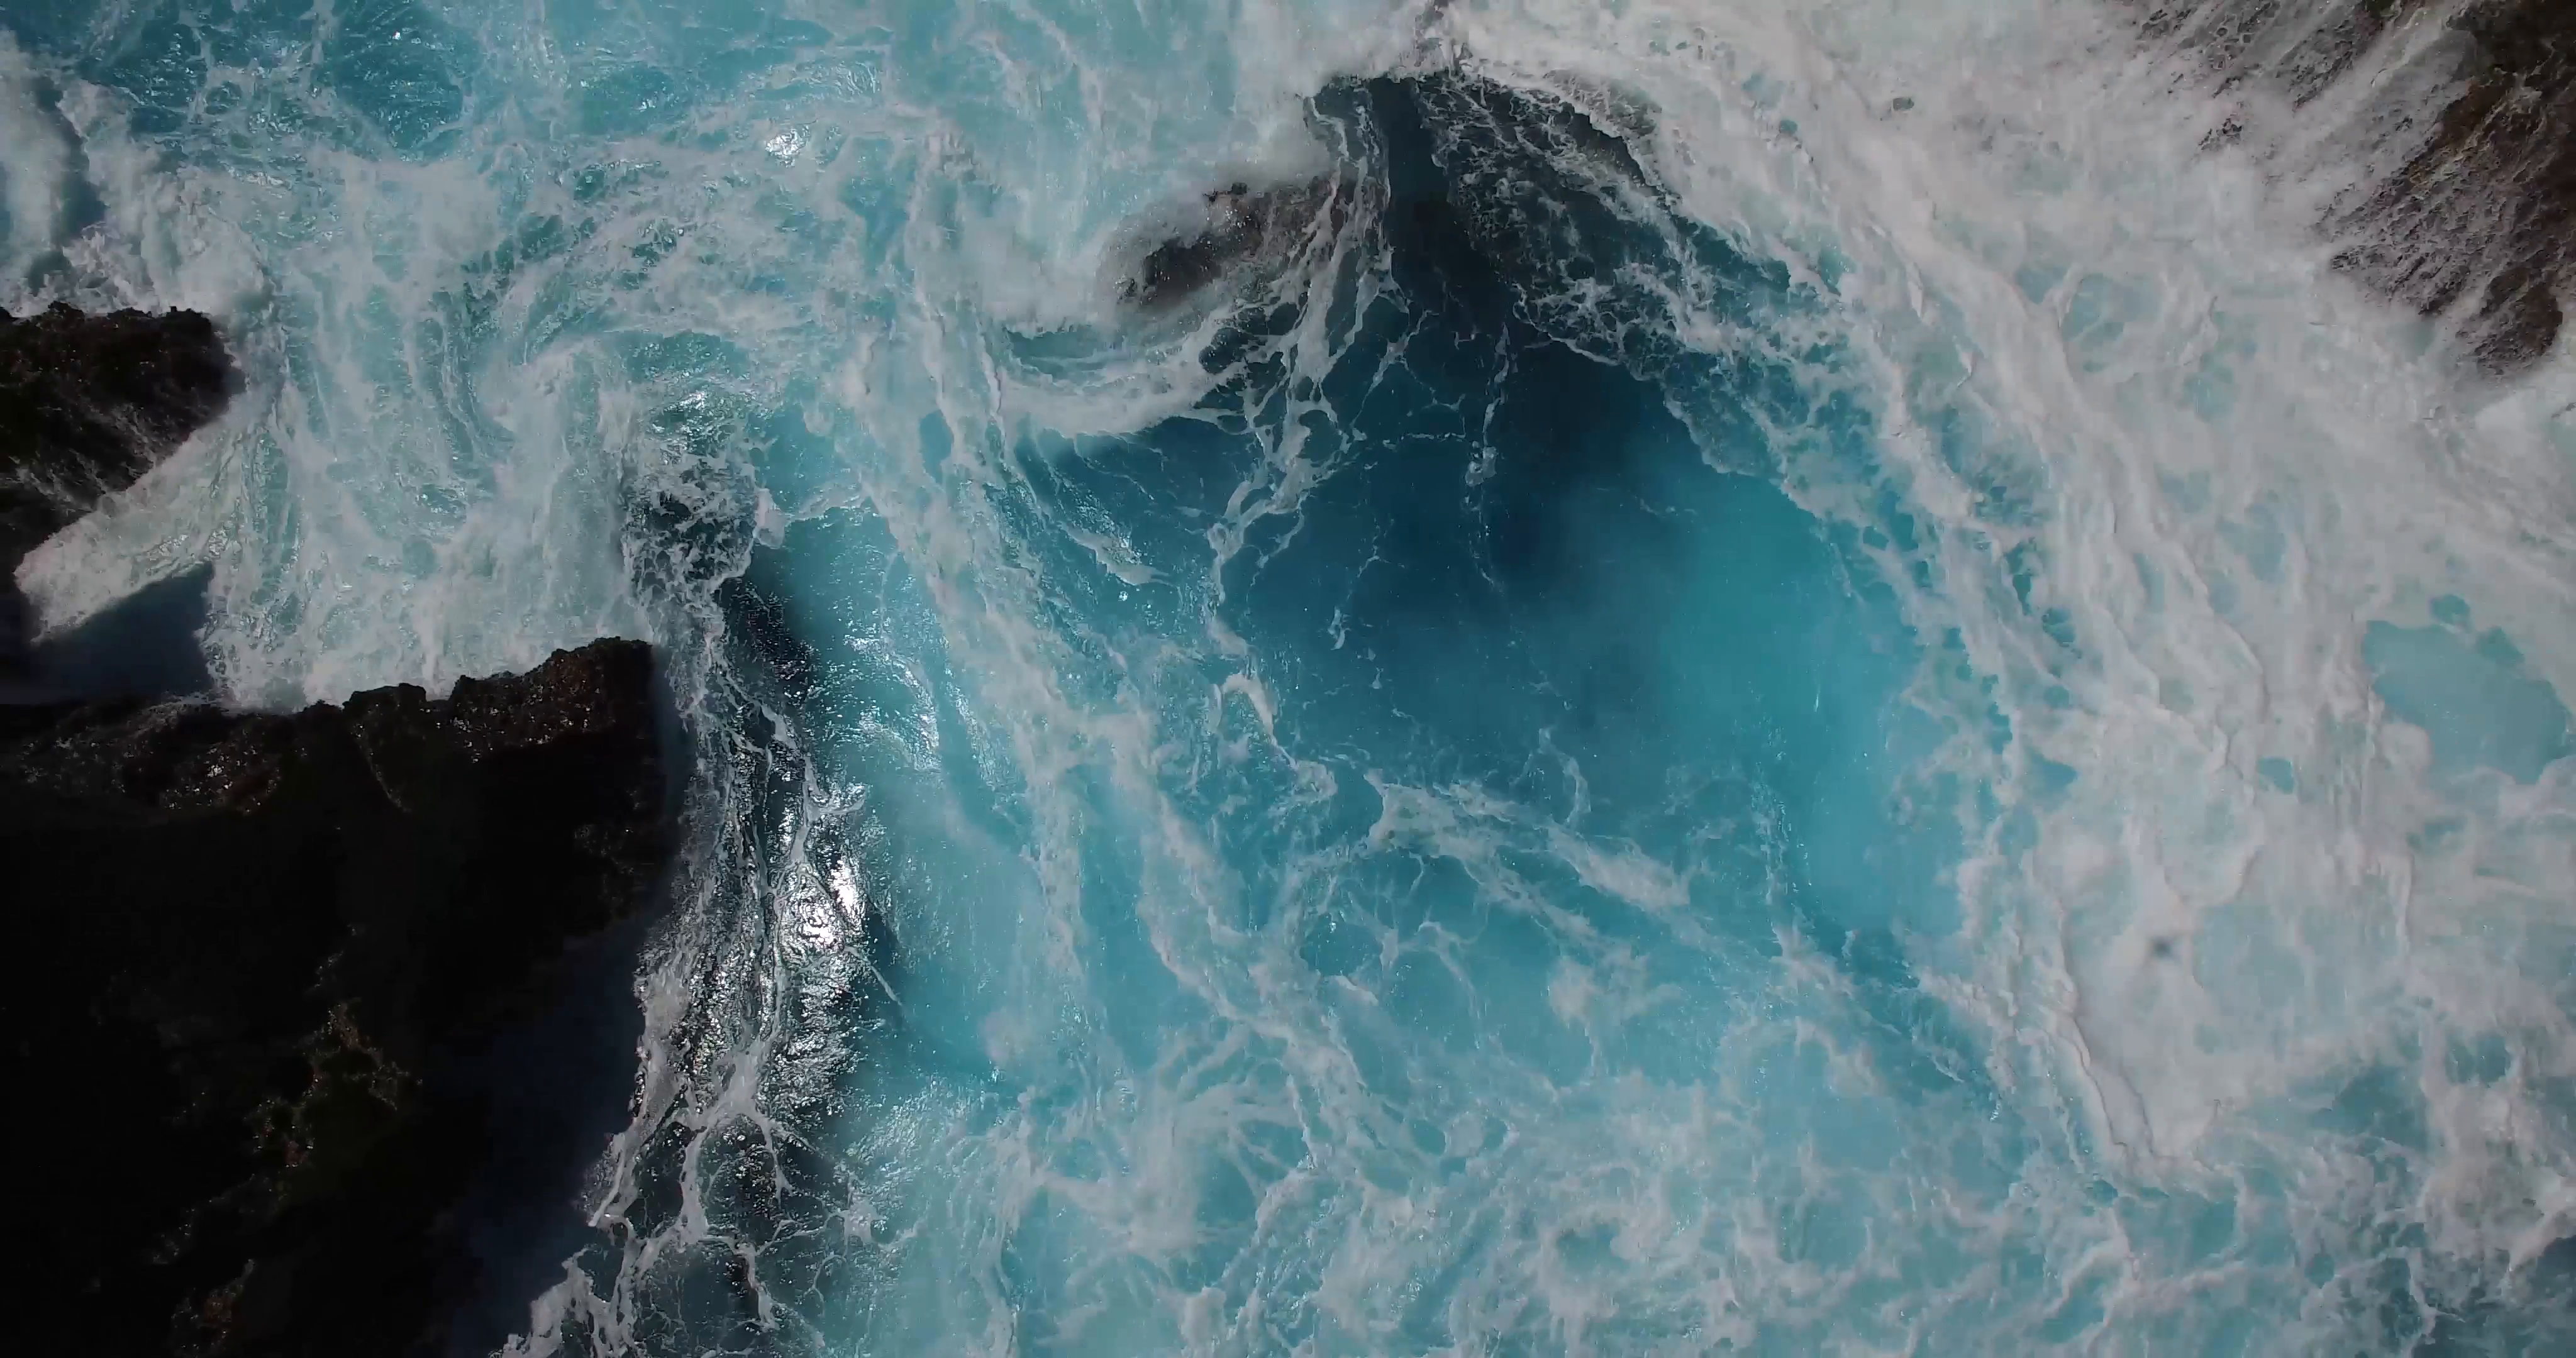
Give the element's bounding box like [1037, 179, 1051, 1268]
[8, 0, 2576, 1353]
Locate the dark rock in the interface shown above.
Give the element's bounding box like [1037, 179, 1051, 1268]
[1119, 70, 1662, 321]
[1119, 179, 1341, 311]
[2336, 0, 2576, 370]
[2139, 0, 2432, 101]
[1, 301, 237, 561]
[1, 638, 675, 1357]
[1, 302, 238, 663]
[2135, 0, 2575, 371]
[1127, 183, 1265, 307]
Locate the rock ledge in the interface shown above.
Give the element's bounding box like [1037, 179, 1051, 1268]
[4, 638, 674, 1357]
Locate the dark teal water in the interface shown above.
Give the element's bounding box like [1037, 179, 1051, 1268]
[8, 2, 2575, 1354]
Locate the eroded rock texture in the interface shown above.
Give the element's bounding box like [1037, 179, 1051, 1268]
[2, 639, 674, 1357]
[1, 302, 237, 661]
[2341, 0, 2575, 370]
[2140, 0, 2575, 370]
[1121, 179, 1344, 311]
[1, 302, 235, 561]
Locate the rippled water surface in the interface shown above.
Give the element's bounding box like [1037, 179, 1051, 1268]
[8, 0, 2576, 1352]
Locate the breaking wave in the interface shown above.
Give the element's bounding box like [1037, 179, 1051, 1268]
[6, 0, 2575, 1351]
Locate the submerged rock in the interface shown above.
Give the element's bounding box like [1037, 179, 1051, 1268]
[1, 302, 237, 662]
[3, 638, 674, 1357]
[1, 301, 236, 560]
[1118, 70, 1663, 321]
[1119, 179, 1341, 311]
[1126, 183, 1266, 307]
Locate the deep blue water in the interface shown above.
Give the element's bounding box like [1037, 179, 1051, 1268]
[8, 1, 2576, 1354]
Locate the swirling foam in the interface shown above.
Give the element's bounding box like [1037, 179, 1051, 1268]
[6, 1, 2573, 1353]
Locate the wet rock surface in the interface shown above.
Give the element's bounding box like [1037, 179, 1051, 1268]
[1, 301, 236, 560]
[2141, 0, 2575, 370]
[3, 639, 675, 1357]
[2340, 0, 2575, 369]
[1, 302, 237, 664]
[1121, 179, 1340, 311]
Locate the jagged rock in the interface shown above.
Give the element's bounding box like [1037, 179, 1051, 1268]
[2339, 0, 2575, 370]
[1120, 179, 1340, 311]
[1, 638, 674, 1357]
[1119, 72, 1662, 318]
[2138, 0, 2429, 99]
[1, 302, 237, 662]
[1, 301, 236, 561]
[2136, 0, 2575, 370]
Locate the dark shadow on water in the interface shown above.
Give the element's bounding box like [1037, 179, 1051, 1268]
[2, 564, 214, 702]
[461, 647, 697, 1357]
[443, 915, 653, 1358]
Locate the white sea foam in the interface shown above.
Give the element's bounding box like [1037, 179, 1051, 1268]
[0, 33, 72, 294]
[8, 1, 2573, 1352]
[1445, 0, 2576, 1312]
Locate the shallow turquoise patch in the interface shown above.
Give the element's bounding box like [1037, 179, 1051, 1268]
[2364, 619, 2573, 783]
[2257, 757, 2295, 794]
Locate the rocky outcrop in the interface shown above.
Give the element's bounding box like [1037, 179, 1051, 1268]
[2, 302, 237, 662]
[2140, 0, 2575, 370]
[2336, 0, 2575, 370]
[1, 301, 236, 558]
[3, 639, 675, 1357]
[1, 301, 677, 1353]
[1119, 179, 1342, 311]
[1119, 70, 1668, 319]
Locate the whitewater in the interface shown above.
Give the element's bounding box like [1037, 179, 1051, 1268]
[6, 0, 2576, 1352]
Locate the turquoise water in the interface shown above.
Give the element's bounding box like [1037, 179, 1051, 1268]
[9, 1, 2576, 1354]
